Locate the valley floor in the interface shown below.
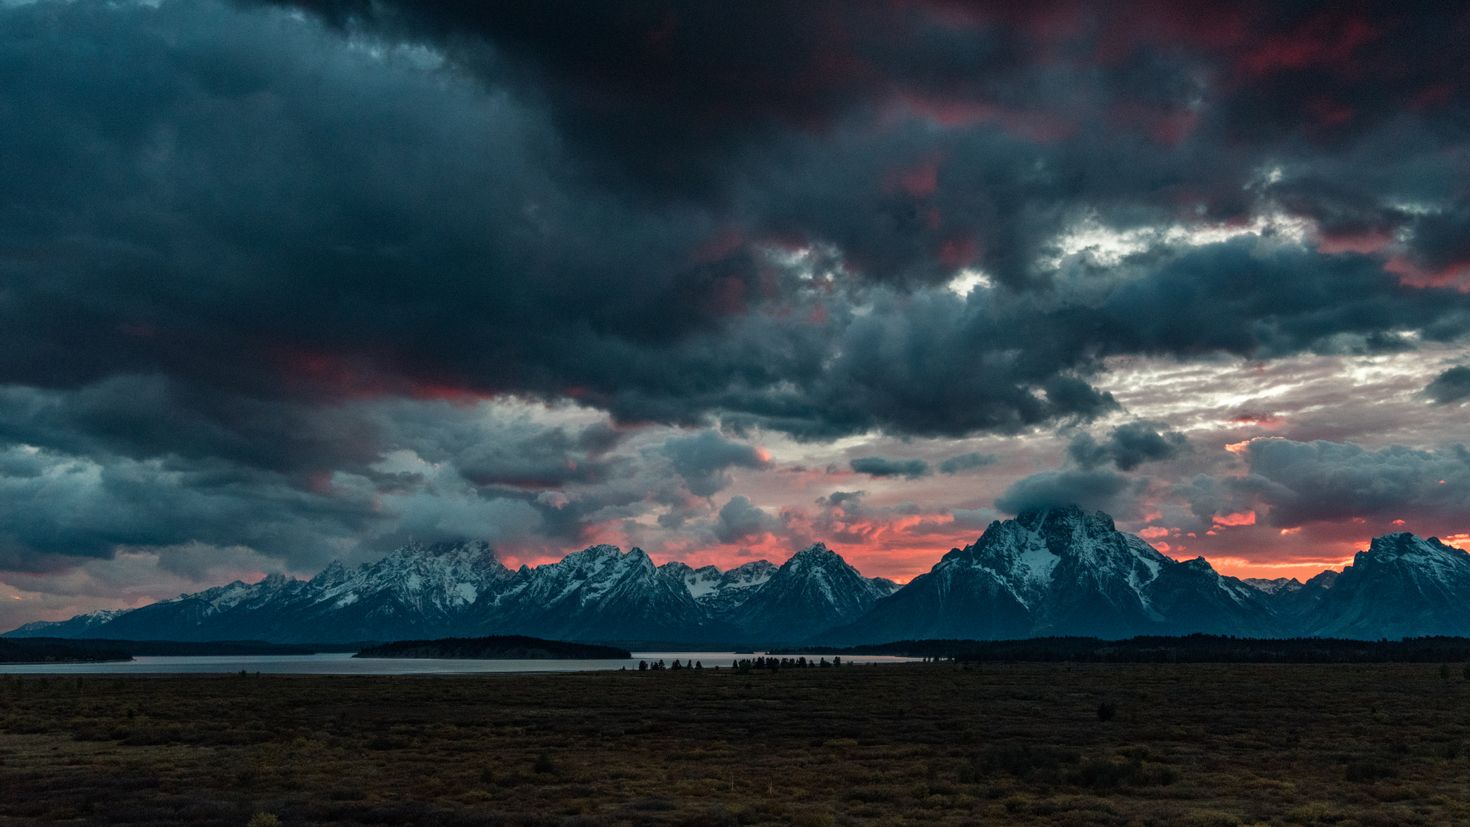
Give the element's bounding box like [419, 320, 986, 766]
[1, 663, 1468, 825]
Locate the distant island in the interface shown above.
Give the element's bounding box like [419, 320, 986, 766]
[354, 635, 632, 660]
[0, 638, 133, 664]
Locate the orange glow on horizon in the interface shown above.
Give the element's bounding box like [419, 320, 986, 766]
[1208, 555, 1354, 582]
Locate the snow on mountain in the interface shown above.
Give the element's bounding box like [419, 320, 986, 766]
[268, 539, 515, 642]
[1243, 577, 1304, 595]
[25, 540, 514, 643]
[824, 505, 1278, 643]
[730, 544, 895, 643]
[477, 545, 708, 642]
[9, 513, 1470, 644]
[330, 540, 511, 614]
[870, 577, 902, 596]
[5, 538, 895, 644]
[1297, 533, 1470, 638]
[6, 608, 130, 638]
[658, 561, 723, 600]
[659, 559, 779, 616]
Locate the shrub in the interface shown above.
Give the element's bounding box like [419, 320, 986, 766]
[792, 811, 836, 827]
[1097, 701, 1117, 722]
[246, 814, 280, 827]
[975, 744, 1081, 780]
[1345, 760, 1397, 783]
[533, 752, 559, 774]
[1065, 756, 1177, 789]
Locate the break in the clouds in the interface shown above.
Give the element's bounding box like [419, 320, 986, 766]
[1, 0, 1468, 626]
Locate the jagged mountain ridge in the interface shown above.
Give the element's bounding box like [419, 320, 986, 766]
[10, 506, 1470, 644]
[727, 544, 900, 644]
[1298, 533, 1470, 638]
[822, 505, 1466, 644]
[9, 540, 891, 644]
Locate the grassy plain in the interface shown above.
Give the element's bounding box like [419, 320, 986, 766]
[2, 663, 1469, 825]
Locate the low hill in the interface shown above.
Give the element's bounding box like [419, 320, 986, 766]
[354, 635, 631, 660]
[76, 639, 361, 656]
[0, 638, 132, 663]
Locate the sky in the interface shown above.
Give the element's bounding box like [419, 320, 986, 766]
[1, 0, 1469, 628]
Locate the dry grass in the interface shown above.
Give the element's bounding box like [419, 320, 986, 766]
[1, 663, 1468, 824]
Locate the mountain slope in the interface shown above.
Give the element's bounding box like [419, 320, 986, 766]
[824, 506, 1278, 643]
[1299, 533, 1470, 638]
[661, 560, 779, 615]
[474, 545, 710, 641]
[26, 541, 515, 643]
[7, 609, 130, 639]
[727, 544, 897, 643]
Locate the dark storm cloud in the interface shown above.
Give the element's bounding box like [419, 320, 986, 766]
[938, 452, 997, 474]
[1066, 435, 1111, 470]
[994, 468, 1139, 517]
[261, 0, 1470, 287]
[1069, 421, 1189, 471]
[662, 430, 769, 497]
[1240, 439, 1470, 527]
[3, 0, 1469, 448]
[1425, 367, 1470, 405]
[0, 444, 378, 570]
[850, 456, 931, 479]
[0, 377, 381, 480]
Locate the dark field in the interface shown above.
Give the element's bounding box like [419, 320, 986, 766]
[2, 664, 1469, 825]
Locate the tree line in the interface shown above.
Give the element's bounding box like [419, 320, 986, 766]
[633, 656, 845, 672]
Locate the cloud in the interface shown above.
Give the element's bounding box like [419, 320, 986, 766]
[850, 456, 931, 479]
[1240, 439, 1470, 527]
[0, 444, 377, 571]
[1, 0, 1464, 448]
[1425, 366, 1470, 405]
[714, 495, 779, 545]
[1070, 421, 1190, 471]
[938, 452, 998, 474]
[995, 468, 1139, 517]
[662, 430, 769, 497]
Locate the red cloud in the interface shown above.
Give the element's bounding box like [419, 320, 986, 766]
[1212, 510, 1257, 528]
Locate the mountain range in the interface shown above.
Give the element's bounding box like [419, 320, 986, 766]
[9, 506, 1470, 644]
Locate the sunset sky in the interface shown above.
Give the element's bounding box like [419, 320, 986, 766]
[2, 0, 1469, 628]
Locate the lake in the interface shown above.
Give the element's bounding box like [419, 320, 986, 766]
[0, 651, 917, 675]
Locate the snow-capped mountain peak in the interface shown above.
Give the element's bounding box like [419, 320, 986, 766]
[348, 539, 511, 610]
[1243, 577, 1304, 595]
[1299, 532, 1470, 639]
[1357, 532, 1468, 570]
[554, 544, 655, 577]
[12, 512, 1470, 645]
[826, 505, 1275, 644]
[728, 543, 893, 643]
